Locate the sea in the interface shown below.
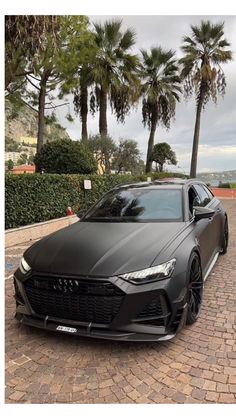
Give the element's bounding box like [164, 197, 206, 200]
[201, 179, 236, 187]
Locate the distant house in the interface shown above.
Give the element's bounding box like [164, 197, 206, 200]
[19, 136, 37, 146]
[5, 151, 22, 164]
[11, 165, 36, 174]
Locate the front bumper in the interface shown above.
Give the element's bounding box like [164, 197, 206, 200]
[13, 269, 188, 342]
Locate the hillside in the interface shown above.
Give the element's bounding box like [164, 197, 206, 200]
[5, 98, 70, 147]
[197, 170, 236, 183]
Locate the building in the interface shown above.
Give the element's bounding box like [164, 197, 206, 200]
[5, 152, 22, 164]
[19, 136, 37, 146]
[11, 165, 36, 174]
[5, 147, 36, 165]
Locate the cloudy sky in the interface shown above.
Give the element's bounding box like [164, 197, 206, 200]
[55, 15, 236, 174]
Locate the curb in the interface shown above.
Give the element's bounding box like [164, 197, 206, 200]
[5, 215, 78, 248]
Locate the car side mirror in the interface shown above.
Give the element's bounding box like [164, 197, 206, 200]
[193, 206, 215, 222]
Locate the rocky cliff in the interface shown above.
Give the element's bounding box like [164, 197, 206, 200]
[5, 99, 70, 144]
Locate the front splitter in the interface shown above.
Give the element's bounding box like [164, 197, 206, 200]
[15, 312, 176, 342]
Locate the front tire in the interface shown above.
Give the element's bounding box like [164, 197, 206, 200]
[186, 253, 203, 325]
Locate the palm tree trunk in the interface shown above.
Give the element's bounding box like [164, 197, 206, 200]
[37, 69, 50, 155]
[104, 152, 111, 174]
[81, 86, 88, 143]
[190, 83, 207, 178]
[99, 86, 108, 136]
[145, 106, 157, 173]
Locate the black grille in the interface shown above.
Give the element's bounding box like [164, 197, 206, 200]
[14, 278, 24, 305]
[24, 276, 125, 324]
[134, 293, 171, 327]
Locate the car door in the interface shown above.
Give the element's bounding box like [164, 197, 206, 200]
[193, 184, 221, 270]
[188, 185, 212, 273]
[201, 184, 223, 252]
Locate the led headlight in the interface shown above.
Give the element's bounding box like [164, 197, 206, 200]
[119, 258, 176, 284]
[20, 257, 31, 274]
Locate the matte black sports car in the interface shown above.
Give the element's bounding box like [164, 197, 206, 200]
[14, 179, 228, 341]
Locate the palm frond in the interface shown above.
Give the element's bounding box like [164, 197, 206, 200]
[120, 29, 136, 50]
[104, 19, 122, 46]
[180, 19, 233, 103]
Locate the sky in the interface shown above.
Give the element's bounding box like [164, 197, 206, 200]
[53, 15, 236, 174]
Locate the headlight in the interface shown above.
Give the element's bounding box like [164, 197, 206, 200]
[20, 257, 31, 274]
[119, 258, 176, 284]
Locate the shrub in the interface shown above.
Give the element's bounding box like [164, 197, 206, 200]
[5, 172, 187, 229]
[34, 139, 97, 174]
[218, 181, 231, 188]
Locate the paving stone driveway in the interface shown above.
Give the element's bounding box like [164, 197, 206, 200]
[5, 199, 236, 404]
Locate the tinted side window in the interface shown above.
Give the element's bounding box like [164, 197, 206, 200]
[188, 187, 198, 215]
[203, 185, 214, 199]
[194, 184, 211, 207]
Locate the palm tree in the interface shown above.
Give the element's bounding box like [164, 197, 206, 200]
[92, 19, 140, 136]
[73, 65, 93, 143]
[180, 20, 233, 178]
[141, 47, 182, 173]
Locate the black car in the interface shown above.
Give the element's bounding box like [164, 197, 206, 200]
[14, 179, 228, 342]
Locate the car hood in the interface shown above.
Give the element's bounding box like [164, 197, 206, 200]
[25, 221, 185, 277]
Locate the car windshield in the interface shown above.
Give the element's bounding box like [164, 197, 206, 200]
[83, 188, 183, 222]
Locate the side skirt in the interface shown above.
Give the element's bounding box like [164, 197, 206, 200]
[203, 252, 219, 282]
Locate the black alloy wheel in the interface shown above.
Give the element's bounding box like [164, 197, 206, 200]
[186, 254, 203, 325]
[220, 218, 229, 255]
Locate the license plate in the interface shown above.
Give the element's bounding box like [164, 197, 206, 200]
[56, 325, 77, 333]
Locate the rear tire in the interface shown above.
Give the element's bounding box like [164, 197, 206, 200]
[186, 253, 203, 325]
[220, 218, 228, 255]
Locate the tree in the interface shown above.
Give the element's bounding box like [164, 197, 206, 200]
[28, 151, 35, 165]
[141, 47, 182, 173]
[29, 16, 93, 154]
[112, 139, 140, 174]
[61, 30, 97, 144]
[5, 15, 59, 89]
[91, 19, 140, 136]
[73, 67, 91, 143]
[34, 139, 97, 174]
[19, 153, 28, 164]
[88, 134, 117, 174]
[6, 16, 93, 157]
[152, 142, 177, 172]
[133, 159, 145, 176]
[180, 20, 233, 178]
[6, 159, 14, 171]
[5, 137, 21, 152]
[16, 158, 25, 165]
[72, 42, 98, 144]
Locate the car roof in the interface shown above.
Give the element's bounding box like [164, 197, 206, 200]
[112, 178, 208, 191]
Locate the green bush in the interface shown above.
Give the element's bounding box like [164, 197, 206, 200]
[218, 181, 231, 188]
[34, 139, 97, 174]
[5, 172, 187, 229]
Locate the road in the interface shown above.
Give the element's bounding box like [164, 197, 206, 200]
[5, 199, 236, 403]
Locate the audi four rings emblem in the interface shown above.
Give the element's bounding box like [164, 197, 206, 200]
[53, 278, 80, 293]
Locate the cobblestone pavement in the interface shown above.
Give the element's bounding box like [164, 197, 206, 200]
[5, 200, 236, 404]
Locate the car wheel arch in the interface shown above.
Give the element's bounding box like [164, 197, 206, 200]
[185, 247, 202, 285]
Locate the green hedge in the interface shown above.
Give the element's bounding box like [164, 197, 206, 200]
[5, 172, 187, 229]
[218, 182, 231, 188]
